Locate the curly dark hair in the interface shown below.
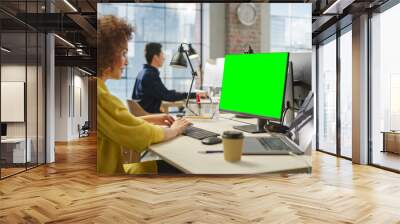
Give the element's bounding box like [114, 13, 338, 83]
[97, 15, 134, 76]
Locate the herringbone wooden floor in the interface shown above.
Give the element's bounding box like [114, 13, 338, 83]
[1, 135, 400, 224]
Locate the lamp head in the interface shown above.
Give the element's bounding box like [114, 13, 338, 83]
[187, 44, 199, 59]
[170, 45, 187, 68]
[245, 45, 254, 54]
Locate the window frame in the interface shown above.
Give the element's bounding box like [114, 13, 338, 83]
[367, 0, 400, 173]
[315, 24, 353, 161]
[98, 3, 203, 101]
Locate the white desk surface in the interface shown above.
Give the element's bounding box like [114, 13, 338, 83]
[149, 116, 311, 175]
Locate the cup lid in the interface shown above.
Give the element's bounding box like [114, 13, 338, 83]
[222, 130, 244, 139]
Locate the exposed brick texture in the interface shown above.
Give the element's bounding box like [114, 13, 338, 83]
[225, 3, 261, 54]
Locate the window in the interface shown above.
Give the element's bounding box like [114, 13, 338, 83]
[270, 4, 311, 52]
[317, 36, 337, 154]
[98, 3, 202, 101]
[316, 24, 353, 159]
[0, 1, 47, 179]
[370, 3, 400, 171]
[339, 28, 352, 158]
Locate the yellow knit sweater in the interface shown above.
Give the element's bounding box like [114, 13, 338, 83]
[97, 78, 164, 174]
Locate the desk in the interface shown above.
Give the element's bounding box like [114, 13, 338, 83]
[382, 131, 400, 154]
[149, 117, 311, 174]
[1, 138, 31, 164]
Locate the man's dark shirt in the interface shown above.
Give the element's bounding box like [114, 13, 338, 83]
[132, 64, 196, 113]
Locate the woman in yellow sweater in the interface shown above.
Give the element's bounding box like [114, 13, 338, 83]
[97, 15, 191, 175]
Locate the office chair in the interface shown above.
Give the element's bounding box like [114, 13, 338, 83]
[126, 99, 150, 117]
[126, 99, 152, 161]
[78, 121, 90, 138]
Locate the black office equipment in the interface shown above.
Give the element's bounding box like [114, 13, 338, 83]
[198, 150, 223, 154]
[1, 123, 7, 138]
[219, 53, 290, 133]
[265, 121, 290, 134]
[183, 126, 219, 140]
[78, 121, 90, 138]
[201, 136, 222, 145]
[289, 53, 312, 109]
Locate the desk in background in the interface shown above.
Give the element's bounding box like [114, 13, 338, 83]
[161, 97, 219, 115]
[160, 101, 185, 114]
[382, 131, 400, 154]
[1, 138, 32, 165]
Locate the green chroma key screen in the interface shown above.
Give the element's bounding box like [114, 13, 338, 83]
[219, 52, 289, 120]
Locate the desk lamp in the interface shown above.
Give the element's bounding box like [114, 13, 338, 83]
[170, 43, 199, 115]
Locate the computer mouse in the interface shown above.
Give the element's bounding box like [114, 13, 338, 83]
[201, 136, 222, 145]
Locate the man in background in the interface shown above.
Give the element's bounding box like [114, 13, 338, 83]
[132, 42, 204, 113]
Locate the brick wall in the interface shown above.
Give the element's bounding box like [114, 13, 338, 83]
[225, 3, 261, 54]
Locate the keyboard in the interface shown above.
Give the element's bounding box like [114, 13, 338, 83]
[183, 126, 219, 140]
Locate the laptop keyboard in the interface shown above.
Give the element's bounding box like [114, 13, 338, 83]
[183, 126, 219, 140]
[258, 137, 293, 151]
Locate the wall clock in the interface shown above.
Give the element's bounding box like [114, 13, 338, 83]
[237, 3, 257, 26]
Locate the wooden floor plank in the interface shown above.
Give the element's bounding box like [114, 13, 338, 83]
[0, 135, 399, 223]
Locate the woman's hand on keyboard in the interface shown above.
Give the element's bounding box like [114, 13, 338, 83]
[163, 118, 192, 141]
[171, 118, 192, 135]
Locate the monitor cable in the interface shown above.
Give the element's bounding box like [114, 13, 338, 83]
[263, 103, 290, 134]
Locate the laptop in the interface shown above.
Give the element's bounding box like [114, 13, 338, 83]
[242, 92, 314, 156]
[242, 136, 304, 155]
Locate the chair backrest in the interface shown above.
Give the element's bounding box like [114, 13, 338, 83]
[123, 100, 149, 165]
[82, 121, 90, 129]
[126, 99, 149, 117]
[121, 147, 141, 164]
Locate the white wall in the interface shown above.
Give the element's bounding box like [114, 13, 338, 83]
[72, 73, 89, 138]
[260, 4, 271, 52]
[202, 3, 226, 62]
[1, 63, 46, 164]
[1, 65, 40, 137]
[54, 67, 89, 141]
[1, 65, 27, 139]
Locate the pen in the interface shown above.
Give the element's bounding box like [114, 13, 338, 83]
[198, 150, 223, 154]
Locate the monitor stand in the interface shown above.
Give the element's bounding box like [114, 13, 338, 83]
[234, 114, 253, 119]
[233, 118, 268, 134]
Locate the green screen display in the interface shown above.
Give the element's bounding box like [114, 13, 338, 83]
[219, 52, 289, 120]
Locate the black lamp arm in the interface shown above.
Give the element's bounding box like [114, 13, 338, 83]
[185, 75, 196, 108]
[183, 50, 197, 77]
[183, 50, 197, 113]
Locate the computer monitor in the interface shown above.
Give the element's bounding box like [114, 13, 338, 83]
[1, 123, 7, 138]
[219, 52, 289, 133]
[203, 57, 225, 89]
